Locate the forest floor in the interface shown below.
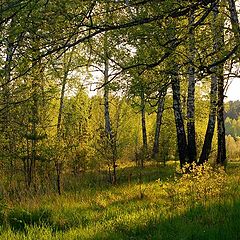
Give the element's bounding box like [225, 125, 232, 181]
[0, 161, 240, 239]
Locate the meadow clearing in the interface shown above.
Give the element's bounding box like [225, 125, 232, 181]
[0, 161, 239, 240]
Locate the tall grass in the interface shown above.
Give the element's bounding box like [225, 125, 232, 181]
[0, 162, 239, 239]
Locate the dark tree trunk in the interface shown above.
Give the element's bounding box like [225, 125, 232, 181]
[2, 28, 15, 182]
[104, 62, 112, 140]
[213, 5, 226, 165]
[152, 88, 166, 160]
[2, 41, 13, 129]
[199, 3, 226, 165]
[57, 71, 68, 137]
[29, 77, 38, 188]
[198, 73, 218, 164]
[217, 74, 226, 165]
[166, 18, 188, 167]
[172, 69, 188, 168]
[140, 87, 147, 167]
[187, 9, 197, 163]
[227, 0, 240, 44]
[55, 71, 67, 195]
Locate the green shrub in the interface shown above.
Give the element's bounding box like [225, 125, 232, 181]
[0, 195, 7, 230]
[8, 208, 31, 231]
[7, 207, 53, 231]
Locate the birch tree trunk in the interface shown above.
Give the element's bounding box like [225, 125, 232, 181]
[104, 60, 113, 140]
[227, 0, 240, 44]
[152, 88, 166, 160]
[172, 67, 188, 167]
[199, 3, 225, 165]
[2, 19, 17, 185]
[187, 9, 197, 163]
[140, 86, 148, 167]
[217, 72, 226, 165]
[55, 70, 68, 195]
[3, 35, 14, 170]
[55, 50, 74, 194]
[198, 73, 218, 164]
[214, 4, 226, 165]
[166, 19, 188, 167]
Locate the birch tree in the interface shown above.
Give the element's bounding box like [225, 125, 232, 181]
[187, 9, 197, 163]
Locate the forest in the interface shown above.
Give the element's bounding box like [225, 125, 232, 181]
[0, 0, 240, 239]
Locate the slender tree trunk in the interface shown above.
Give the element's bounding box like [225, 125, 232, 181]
[57, 71, 68, 137]
[55, 50, 74, 194]
[29, 78, 38, 188]
[55, 71, 67, 195]
[103, 47, 117, 184]
[227, 0, 240, 44]
[25, 134, 31, 187]
[187, 9, 197, 163]
[26, 35, 43, 189]
[172, 68, 188, 167]
[2, 34, 15, 184]
[104, 61, 112, 140]
[217, 73, 226, 165]
[199, 73, 218, 164]
[2, 41, 12, 130]
[166, 19, 188, 167]
[2, 18, 15, 130]
[213, 5, 226, 165]
[152, 88, 166, 160]
[199, 3, 225, 165]
[140, 87, 147, 167]
[1, 18, 18, 186]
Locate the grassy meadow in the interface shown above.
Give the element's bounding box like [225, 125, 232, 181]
[0, 161, 239, 240]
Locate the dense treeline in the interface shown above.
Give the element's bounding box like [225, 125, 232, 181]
[0, 0, 240, 194]
[225, 100, 240, 120]
[225, 100, 240, 160]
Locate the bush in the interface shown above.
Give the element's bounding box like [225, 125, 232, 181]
[0, 195, 6, 227]
[7, 207, 53, 231]
[158, 162, 227, 207]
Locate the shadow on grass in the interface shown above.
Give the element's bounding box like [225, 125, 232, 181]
[63, 162, 177, 193]
[92, 201, 240, 240]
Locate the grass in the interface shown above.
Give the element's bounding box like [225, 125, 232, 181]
[0, 161, 239, 239]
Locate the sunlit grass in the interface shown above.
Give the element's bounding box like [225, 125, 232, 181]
[0, 162, 239, 239]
